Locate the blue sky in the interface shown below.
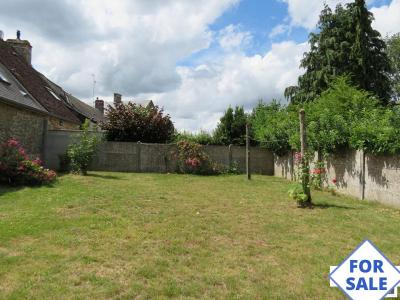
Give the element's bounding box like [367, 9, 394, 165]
[180, 0, 392, 67]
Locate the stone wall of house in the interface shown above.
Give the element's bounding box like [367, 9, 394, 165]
[48, 117, 80, 130]
[0, 101, 46, 158]
[274, 150, 400, 207]
[44, 130, 274, 175]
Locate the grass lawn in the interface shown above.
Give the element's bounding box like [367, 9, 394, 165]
[0, 173, 399, 299]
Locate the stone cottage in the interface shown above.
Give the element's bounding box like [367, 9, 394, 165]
[0, 62, 48, 158]
[0, 31, 106, 156]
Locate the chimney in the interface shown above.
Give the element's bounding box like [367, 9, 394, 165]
[114, 93, 122, 106]
[6, 30, 32, 65]
[95, 97, 104, 115]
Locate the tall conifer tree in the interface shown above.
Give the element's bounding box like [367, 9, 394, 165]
[285, 0, 391, 105]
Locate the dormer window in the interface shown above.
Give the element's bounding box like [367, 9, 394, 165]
[45, 87, 61, 101]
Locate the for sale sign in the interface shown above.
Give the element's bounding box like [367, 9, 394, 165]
[330, 240, 400, 300]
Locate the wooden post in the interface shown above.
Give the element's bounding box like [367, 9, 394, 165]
[299, 109, 311, 204]
[246, 123, 251, 180]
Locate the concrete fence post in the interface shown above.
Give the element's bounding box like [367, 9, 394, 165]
[228, 144, 233, 167]
[137, 141, 142, 172]
[360, 150, 366, 200]
[246, 123, 251, 180]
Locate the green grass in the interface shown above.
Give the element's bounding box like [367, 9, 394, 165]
[0, 173, 399, 299]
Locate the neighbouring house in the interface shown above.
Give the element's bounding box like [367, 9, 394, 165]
[0, 32, 106, 131]
[0, 61, 48, 158]
[105, 92, 155, 110]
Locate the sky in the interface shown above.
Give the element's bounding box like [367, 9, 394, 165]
[0, 0, 399, 132]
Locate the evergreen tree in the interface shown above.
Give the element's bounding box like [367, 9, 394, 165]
[285, 0, 391, 105]
[214, 106, 248, 145]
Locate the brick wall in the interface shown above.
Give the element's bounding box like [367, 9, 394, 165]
[0, 101, 46, 158]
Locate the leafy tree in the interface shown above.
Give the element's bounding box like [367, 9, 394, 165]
[102, 103, 174, 143]
[305, 77, 378, 155]
[286, 0, 391, 105]
[386, 33, 400, 102]
[350, 105, 400, 155]
[257, 77, 400, 156]
[214, 106, 248, 145]
[250, 100, 297, 156]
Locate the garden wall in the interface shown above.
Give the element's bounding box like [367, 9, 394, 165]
[274, 150, 400, 207]
[45, 130, 274, 175]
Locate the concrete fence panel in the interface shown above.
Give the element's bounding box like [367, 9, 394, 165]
[274, 150, 400, 207]
[364, 154, 400, 207]
[44, 130, 274, 175]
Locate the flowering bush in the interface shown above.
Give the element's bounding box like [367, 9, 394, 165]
[176, 141, 221, 175]
[0, 138, 56, 185]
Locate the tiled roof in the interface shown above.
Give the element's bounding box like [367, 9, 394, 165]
[0, 63, 47, 113]
[0, 39, 80, 124]
[40, 74, 106, 124]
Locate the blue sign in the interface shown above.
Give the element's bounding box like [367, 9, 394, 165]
[330, 240, 400, 300]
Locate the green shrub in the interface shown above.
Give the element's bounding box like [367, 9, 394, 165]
[67, 120, 99, 175]
[288, 184, 309, 207]
[173, 131, 215, 145]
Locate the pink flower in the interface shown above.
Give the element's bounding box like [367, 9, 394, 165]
[7, 138, 19, 147]
[32, 158, 43, 166]
[294, 152, 302, 164]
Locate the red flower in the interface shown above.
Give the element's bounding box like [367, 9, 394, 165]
[312, 168, 326, 175]
[332, 178, 337, 184]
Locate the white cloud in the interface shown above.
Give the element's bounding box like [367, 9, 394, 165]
[144, 41, 309, 131]
[281, 0, 353, 30]
[218, 24, 252, 51]
[371, 0, 400, 37]
[280, 0, 399, 35]
[269, 24, 290, 38]
[0, 0, 239, 99]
